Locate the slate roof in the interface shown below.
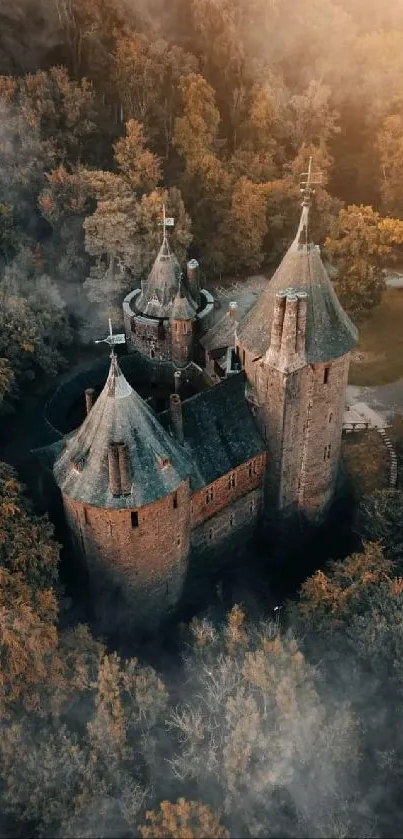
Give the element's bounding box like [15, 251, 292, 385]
[136, 237, 194, 319]
[200, 310, 236, 352]
[171, 279, 197, 321]
[237, 203, 358, 363]
[161, 373, 266, 490]
[47, 353, 192, 509]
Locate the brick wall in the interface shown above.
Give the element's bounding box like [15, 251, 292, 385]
[190, 454, 267, 528]
[253, 353, 350, 521]
[128, 315, 173, 361]
[62, 478, 191, 630]
[171, 319, 194, 366]
[298, 355, 350, 517]
[190, 485, 263, 552]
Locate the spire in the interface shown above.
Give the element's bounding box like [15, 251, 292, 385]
[237, 156, 358, 364]
[159, 203, 175, 258]
[51, 351, 191, 509]
[171, 270, 197, 321]
[293, 156, 322, 251]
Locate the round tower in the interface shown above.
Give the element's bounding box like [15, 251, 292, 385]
[170, 272, 197, 367]
[237, 165, 358, 524]
[52, 353, 192, 634]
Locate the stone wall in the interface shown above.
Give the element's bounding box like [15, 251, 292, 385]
[171, 318, 194, 367]
[190, 485, 263, 553]
[298, 355, 350, 517]
[129, 315, 173, 361]
[190, 454, 267, 528]
[62, 479, 191, 632]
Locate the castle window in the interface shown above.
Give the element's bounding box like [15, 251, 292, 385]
[329, 412, 333, 423]
[323, 367, 330, 384]
[327, 444, 332, 460]
[242, 350, 246, 367]
[183, 322, 187, 333]
[249, 501, 255, 514]
[177, 534, 181, 546]
[131, 511, 139, 528]
[209, 528, 213, 541]
[173, 492, 178, 509]
[228, 472, 236, 490]
[323, 444, 332, 461]
[150, 348, 155, 359]
[206, 487, 214, 505]
[249, 460, 257, 478]
[229, 513, 235, 527]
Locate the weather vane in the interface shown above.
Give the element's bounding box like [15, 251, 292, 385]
[159, 204, 175, 255]
[299, 156, 323, 205]
[95, 318, 126, 356]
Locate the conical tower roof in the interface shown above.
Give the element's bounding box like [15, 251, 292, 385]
[52, 353, 192, 509]
[171, 274, 197, 321]
[237, 201, 358, 364]
[136, 236, 184, 319]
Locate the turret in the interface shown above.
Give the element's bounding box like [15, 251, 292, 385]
[170, 271, 196, 367]
[238, 158, 358, 522]
[50, 351, 193, 635]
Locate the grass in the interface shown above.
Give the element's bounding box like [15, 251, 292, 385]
[349, 288, 403, 386]
[341, 429, 390, 498]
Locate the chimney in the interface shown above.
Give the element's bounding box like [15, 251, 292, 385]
[186, 259, 200, 306]
[170, 393, 184, 444]
[174, 370, 181, 394]
[108, 443, 122, 497]
[85, 388, 95, 415]
[296, 291, 308, 357]
[264, 291, 286, 365]
[280, 293, 298, 357]
[117, 442, 132, 495]
[228, 301, 238, 322]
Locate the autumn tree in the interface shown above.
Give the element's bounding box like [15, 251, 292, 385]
[139, 799, 230, 839]
[355, 490, 403, 562]
[114, 120, 162, 193]
[168, 606, 365, 838]
[377, 114, 403, 217]
[325, 205, 403, 320]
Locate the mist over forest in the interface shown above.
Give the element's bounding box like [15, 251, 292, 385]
[2, 0, 403, 837]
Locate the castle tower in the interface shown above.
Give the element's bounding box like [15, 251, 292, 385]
[170, 272, 197, 367]
[51, 351, 192, 633]
[123, 206, 197, 363]
[236, 163, 358, 522]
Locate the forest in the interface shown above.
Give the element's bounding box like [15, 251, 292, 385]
[2, 0, 403, 836]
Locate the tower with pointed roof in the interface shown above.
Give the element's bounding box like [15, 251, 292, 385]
[236, 161, 358, 522]
[123, 207, 198, 365]
[49, 347, 193, 632]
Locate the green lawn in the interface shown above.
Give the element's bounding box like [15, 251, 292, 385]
[349, 289, 403, 386]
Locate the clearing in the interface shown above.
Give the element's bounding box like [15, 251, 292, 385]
[349, 288, 403, 386]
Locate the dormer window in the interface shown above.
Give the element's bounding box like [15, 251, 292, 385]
[72, 456, 85, 473]
[159, 457, 170, 469]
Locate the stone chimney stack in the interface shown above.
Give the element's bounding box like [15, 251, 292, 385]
[170, 393, 184, 444]
[280, 293, 298, 359]
[174, 370, 181, 394]
[85, 388, 95, 415]
[186, 259, 200, 307]
[296, 291, 308, 359]
[264, 291, 287, 365]
[117, 442, 132, 495]
[229, 301, 238, 322]
[108, 442, 122, 497]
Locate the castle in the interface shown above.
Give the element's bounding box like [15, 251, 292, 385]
[37, 181, 358, 634]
